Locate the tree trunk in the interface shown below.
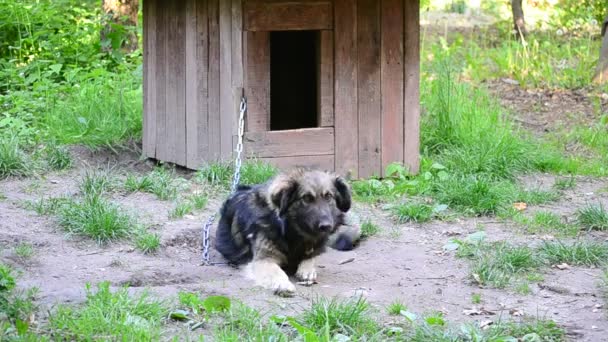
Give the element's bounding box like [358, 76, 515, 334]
[101, 0, 139, 54]
[592, 16, 608, 84]
[511, 0, 526, 38]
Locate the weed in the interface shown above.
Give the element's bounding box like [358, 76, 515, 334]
[50, 281, 168, 341]
[79, 169, 115, 197]
[553, 176, 576, 190]
[391, 202, 435, 223]
[360, 219, 380, 238]
[127, 166, 185, 201]
[239, 160, 278, 185]
[515, 282, 532, 295]
[26, 196, 71, 215]
[387, 301, 407, 315]
[433, 176, 516, 216]
[0, 263, 39, 340]
[575, 203, 608, 231]
[14, 242, 34, 260]
[135, 231, 161, 254]
[188, 192, 208, 210]
[539, 241, 608, 266]
[196, 162, 233, 188]
[124, 173, 154, 193]
[523, 211, 578, 236]
[42, 143, 72, 170]
[471, 293, 481, 304]
[0, 135, 31, 179]
[170, 201, 194, 219]
[58, 194, 135, 244]
[517, 188, 561, 205]
[301, 296, 379, 338]
[213, 301, 286, 341]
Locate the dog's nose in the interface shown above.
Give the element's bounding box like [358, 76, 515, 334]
[318, 222, 332, 232]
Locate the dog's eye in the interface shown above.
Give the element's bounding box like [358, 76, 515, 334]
[302, 194, 314, 203]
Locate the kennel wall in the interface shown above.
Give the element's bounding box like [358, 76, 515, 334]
[142, 0, 420, 179]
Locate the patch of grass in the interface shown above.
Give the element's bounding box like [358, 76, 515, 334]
[516, 188, 561, 205]
[170, 201, 194, 219]
[301, 296, 379, 339]
[0, 263, 40, 340]
[553, 176, 576, 190]
[42, 143, 72, 170]
[126, 166, 185, 201]
[188, 192, 208, 210]
[360, 219, 380, 238]
[14, 242, 34, 260]
[387, 301, 407, 316]
[0, 135, 31, 179]
[239, 160, 278, 185]
[26, 196, 72, 215]
[58, 194, 135, 244]
[433, 176, 516, 216]
[213, 301, 286, 341]
[79, 169, 115, 197]
[575, 203, 608, 231]
[515, 282, 532, 295]
[521, 210, 578, 236]
[539, 241, 608, 266]
[391, 202, 435, 223]
[49, 281, 168, 341]
[471, 293, 481, 304]
[196, 162, 233, 188]
[134, 231, 161, 255]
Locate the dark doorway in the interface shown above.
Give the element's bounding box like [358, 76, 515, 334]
[270, 30, 319, 131]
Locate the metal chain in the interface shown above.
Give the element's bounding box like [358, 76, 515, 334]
[201, 95, 247, 266]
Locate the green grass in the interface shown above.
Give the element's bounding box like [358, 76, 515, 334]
[14, 242, 34, 260]
[539, 241, 608, 266]
[79, 169, 116, 197]
[470, 243, 540, 288]
[134, 231, 161, 255]
[49, 281, 168, 341]
[41, 143, 72, 171]
[58, 194, 135, 244]
[387, 301, 408, 316]
[575, 203, 608, 231]
[26, 196, 72, 215]
[516, 210, 578, 236]
[391, 202, 435, 223]
[0, 263, 40, 340]
[553, 176, 576, 190]
[360, 219, 380, 238]
[196, 160, 278, 190]
[169, 201, 194, 219]
[0, 135, 31, 179]
[239, 160, 278, 185]
[301, 296, 379, 339]
[125, 166, 186, 201]
[471, 293, 481, 304]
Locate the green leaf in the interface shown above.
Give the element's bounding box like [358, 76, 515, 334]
[202, 295, 231, 313]
[15, 319, 29, 335]
[466, 231, 486, 244]
[49, 63, 63, 74]
[400, 310, 417, 322]
[169, 309, 190, 321]
[425, 316, 445, 326]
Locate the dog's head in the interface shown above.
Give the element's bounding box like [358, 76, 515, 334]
[267, 169, 352, 237]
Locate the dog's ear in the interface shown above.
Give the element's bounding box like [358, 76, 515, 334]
[334, 176, 352, 212]
[270, 179, 299, 216]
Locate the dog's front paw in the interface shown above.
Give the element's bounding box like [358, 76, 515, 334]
[273, 279, 296, 297]
[296, 259, 317, 286]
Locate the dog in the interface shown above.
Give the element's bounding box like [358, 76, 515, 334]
[214, 168, 360, 296]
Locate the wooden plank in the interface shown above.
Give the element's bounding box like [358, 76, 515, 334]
[381, 0, 404, 175]
[333, 0, 358, 178]
[220, 0, 234, 159]
[403, 0, 420, 174]
[357, 0, 382, 178]
[317, 30, 334, 127]
[208, 0, 221, 161]
[255, 155, 335, 173]
[194, 0, 210, 168]
[232, 0, 244, 88]
[185, 0, 199, 168]
[143, 0, 157, 158]
[245, 31, 270, 132]
[167, 0, 187, 166]
[244, 1, 332, 31]
[241, 127, 334, 158]
[154, 1, 168, 162]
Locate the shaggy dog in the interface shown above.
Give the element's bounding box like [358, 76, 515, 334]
[214, 168, 360, 296]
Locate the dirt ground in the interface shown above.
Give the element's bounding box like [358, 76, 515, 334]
[1, 144, 607, 341]
[2, 12, 608, 342]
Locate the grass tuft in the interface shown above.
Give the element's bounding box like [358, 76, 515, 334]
[0, 135, 31, 179]
[360, 219, 380, 238]
[79, 169, 115, 197]
[42, 143, 72, 170]
[575, 203, 608, 231]
[301, 296, 379, 338]
[58, 194, 135, 244]
[539, 241, 608, 266]
[14, 242, 34, 260]
[134, 231, 161, 255]
[387, 301, 407, 316]
[391, 202, 435, 223]
[49, 281, 167, 341]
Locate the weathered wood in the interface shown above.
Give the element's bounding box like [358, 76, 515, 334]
[167, 0, 187, 165]
[208, 0, 221, 161]
[381, 0, 404, 175]
[241, 128, 334, 158]
[220, 0, 234, 159]
[318, 30, 334, 127]
[232, 0, 244, 88]
[403, 0, 420, 174]
[154, 1, 168, 162]
[244, 1, 332, 31]
[185, 0, 199, 168]
[142, 0, 156, 158]
[333, 0, 358, 178]
[245, 31, 270, 132]
[256, 154, 335, 172]
[357, 0, 381, 178]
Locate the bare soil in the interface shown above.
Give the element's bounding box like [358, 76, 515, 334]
[1, 145, 608, 341]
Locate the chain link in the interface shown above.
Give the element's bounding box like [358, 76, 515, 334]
[201, 95, 247, 266]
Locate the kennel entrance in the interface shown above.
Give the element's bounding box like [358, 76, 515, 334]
[240, 1, 335, 170]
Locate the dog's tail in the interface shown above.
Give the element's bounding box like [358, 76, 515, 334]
[328, 223, 361, 251]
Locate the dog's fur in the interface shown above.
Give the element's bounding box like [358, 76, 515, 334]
[214, 168, 359, 296]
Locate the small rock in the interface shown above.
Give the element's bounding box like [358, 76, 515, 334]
[592, 325, 598, 330]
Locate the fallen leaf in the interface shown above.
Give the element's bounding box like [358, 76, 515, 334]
[479, 319, 494, 329]
[554, 263, 570, 270]
[509, 308, 524, 317]
[513, 202, 527, 211]
[463, 306, 495, 316]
